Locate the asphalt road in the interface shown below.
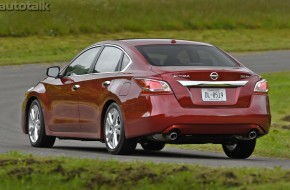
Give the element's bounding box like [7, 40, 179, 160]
[1, 50, 290, 168]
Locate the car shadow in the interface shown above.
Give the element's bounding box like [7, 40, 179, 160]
[52, 146, 231, 160]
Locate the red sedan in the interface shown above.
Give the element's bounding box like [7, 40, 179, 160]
[22, 39, 271, 159]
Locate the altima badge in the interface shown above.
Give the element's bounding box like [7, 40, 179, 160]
[173, 74, 190, 78]
[240, 75, 250, 79]
[210, 72, 219, 80]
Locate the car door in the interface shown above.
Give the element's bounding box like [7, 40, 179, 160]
[77, 46, 124, 136]
[46, 47, 101, 132]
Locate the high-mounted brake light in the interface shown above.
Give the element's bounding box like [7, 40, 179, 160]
[254, 79, 268, 93]
[135, 78, 172, 94]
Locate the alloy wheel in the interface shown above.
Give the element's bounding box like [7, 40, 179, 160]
[28, 104, 41, 143]
[105, 108, 121, 149]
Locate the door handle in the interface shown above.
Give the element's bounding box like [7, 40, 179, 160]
[102, 81, 111, 87]
[72, 84, 80, 90]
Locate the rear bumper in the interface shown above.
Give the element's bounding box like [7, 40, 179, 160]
[123, 94, 271, 138]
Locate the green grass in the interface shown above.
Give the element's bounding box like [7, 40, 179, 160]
[0, 0, 290, 37]
[1, 29, 290, 66]
[171, 71, 290, 159]
[1, 0, 290, 65]
[1, 152, 290, 190]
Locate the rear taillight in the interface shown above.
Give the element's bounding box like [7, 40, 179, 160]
[135, 78, 172, 94]
[254, 79, 268, 93]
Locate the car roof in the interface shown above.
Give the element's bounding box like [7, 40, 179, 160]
[94, 39, 213, 47]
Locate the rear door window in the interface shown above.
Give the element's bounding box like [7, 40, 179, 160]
[94, 46, 123, 73]
[121, 54, 130, 70]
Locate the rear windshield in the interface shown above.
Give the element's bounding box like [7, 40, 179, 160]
[136, 45, 239, 67]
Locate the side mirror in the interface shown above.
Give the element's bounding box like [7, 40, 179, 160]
[46, 66, 60, 78]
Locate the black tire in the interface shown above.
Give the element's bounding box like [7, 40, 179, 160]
[222, 139, 256, 159]
[104, 103, 137, 155]
[141, 141, 165, 151]
[27, 100, 55, 148]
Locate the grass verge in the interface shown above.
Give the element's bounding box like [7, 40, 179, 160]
[171, 71, 290, 159]
[0, 0, 290, 37]
[1, 29, 290, 66]
[0, 152, 290, 190]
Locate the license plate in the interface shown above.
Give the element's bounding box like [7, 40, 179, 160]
[201, 88, 226, 101]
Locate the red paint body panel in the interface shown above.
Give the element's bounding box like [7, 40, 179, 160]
[122, 94, 270, 138]
[22, 39, 271, 144]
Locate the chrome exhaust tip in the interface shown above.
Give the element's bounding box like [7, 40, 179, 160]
[169, 132, 178, 141]
[149, 131, 179, 141]
[248, 130, 257, 140]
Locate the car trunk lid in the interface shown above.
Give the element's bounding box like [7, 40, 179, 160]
[152, 66, 259, 108]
